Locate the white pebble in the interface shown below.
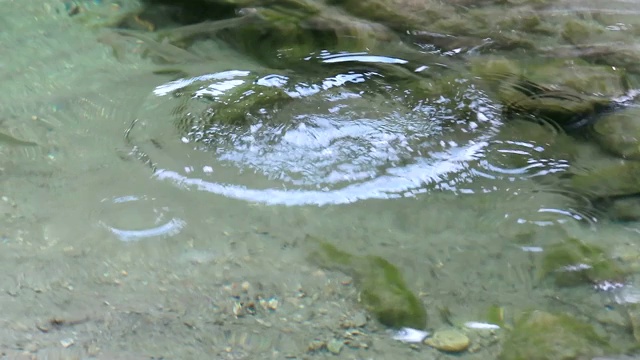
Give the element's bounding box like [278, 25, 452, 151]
[464, 321, 500, 330]
[391, 327, 430, 343]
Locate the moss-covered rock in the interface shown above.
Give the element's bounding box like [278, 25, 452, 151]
[499, 310, 609, 360]
[560, 158, 640, 221]
[328, 0, 456, 34]
[473, 56, 628, 96]
[538, 237, 627, 288]
[471, 56, 521, 90]
[592, 106, 640, 160]
[306, 235, 427, 329]
[561, 18, 605, 45]
[600, 196, 640, 222]
[568, 161, 640, 199]
[472, 57, 624, 130]
[524, 60, 628, 97]
[500, 81, 612, 129]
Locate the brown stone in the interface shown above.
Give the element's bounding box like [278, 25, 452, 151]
[424, 329, 470, 352]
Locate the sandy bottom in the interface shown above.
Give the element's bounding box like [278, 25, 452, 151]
[1, 0, 640, 359]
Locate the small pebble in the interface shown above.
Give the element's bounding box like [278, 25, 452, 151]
[392, 327, 429, 343]
[327, 339, 344, 354]
[60, 338, 74, 348]
[424, 329, 470, 352]
[353, 311, 367, 327]
[464, 321, 500, 330]
[307, 340, 325, 352]
[341, 311, 368, 328]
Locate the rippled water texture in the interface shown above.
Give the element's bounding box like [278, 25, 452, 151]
[130, 60, 582, 212]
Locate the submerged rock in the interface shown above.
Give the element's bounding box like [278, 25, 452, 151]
[562, 160, 640, 221]
[327, 0, 456, 34]
[591, 106, 640, 161]
[306, 235, 427, 329]
[473, 56, 624, 131]
[568, 162, 640, 199]
[499, 310, 609, 360]
[599, 196, 640, 222]
[538, 238, 627, 288]
[561, 18, 605, 45]
[424, 329, 470, 353]
[165, 70, 298, 144]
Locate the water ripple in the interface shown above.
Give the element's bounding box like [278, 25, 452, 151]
[97, 195, 186, 242]
[127, 59, 576, 206]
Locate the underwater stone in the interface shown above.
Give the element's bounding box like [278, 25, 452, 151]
[424, 329, 470, 352]
[562, 19, 605, 45]
[473, 57, 624, 131]
[538, 238, 627, 288]
[172, 77, 295, 139]
[603, 197, 640, 222]
[592, 106, 640, 161]
[568, 161, 640, 199]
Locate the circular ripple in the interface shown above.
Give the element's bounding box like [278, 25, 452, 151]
[97, 195, 186, 242]
[126, 65, 530, 205]
[475, 139, 571, 181]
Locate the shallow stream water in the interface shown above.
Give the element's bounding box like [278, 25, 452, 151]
[3, 0, 640, 358]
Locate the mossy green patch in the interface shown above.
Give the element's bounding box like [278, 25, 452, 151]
[499, 310, 609, 360]
[568, 161, 640, 198]
[561, 19, 605, 45]
[306, 235, 427, 329]
[538, 238, 627, 287]
[592, 106, 640, 160]
[173, 77, 294, 137]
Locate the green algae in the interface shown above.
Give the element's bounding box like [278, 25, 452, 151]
[472, 56, 624, 131]
[568, 162, 640, 198]
[306, 235, 427, 329]
[485, 304, 506, 328]
[538, 238, 627, 287]
[592, 107, 640, 160]
[173, 76, 294, 137]
[561, 19, 605, 45]
[499, 310, 609, 360]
